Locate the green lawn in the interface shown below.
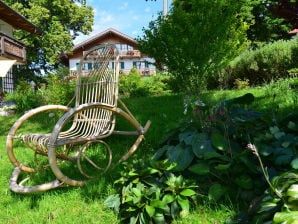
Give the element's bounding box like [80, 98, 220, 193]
[0, 83, 296, 223]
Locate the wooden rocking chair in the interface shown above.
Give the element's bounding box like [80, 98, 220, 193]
[6, 43, 151, 194]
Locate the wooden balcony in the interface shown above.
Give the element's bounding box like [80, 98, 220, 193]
[119, 50, 141, 58]
[0, 32, 26, 63]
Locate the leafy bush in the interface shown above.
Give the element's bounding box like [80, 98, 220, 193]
[104, 160, 197, 224]
[219, 37, 298, 87]
[119, 68, 171, 97]
[149, 93, 297, 222]
[5, 79, 42, 112]
[41, 74, 75, 105]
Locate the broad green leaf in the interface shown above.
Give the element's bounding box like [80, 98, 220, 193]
[287, 121, 296, 130]
[270, 126, 280, 134]
[215, 163, 231, 170]
[286, 184, 298, 199]
[274, 131, 285, 139]
[281, 141, 291, 148]
[179, 128, 197, 145]
[151, 200, 167, 209]
[203, 151, 223, 160]
[275, 154, 293, 165]
[153, 213, 165, 224]
[152, 145, 170, 160]
[177, 195, 190, 212]
[145, 205, 155, 217]
[167, 144, 194, 171]
[188, 163, 210, 175]
[273, 211, 298, 223]
[258, 200, 280, 213]
[132, 188, 142, 197]
[162, 194, 175, 204]
[180, 189, 197, 197]
[191, 133, 213, 157]
[211, 132, 229, 151]
[291, 157, 298, 169]
[234, 174, 253, 190]
[103, 194, 120, 212]
[208, 183, 227, 201]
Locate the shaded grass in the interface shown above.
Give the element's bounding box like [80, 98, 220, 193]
[0, 82, 296, 223]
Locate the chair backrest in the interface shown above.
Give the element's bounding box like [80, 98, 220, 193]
[76, 44, 119, 106]
[72, 44, 119, 137]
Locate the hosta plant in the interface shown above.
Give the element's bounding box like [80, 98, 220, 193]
[104, 160, 197, 224]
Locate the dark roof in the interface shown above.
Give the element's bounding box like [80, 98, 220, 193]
[0, 1, 41, 35]
[73, 28, 137, 51]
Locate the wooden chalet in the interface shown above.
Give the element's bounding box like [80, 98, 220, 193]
[64, 28, 156, 76]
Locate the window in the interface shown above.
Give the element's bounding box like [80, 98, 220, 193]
[120, 62, 125, 69]
[88, 63, 92, 70]
[145, 61, 149, 68]
[133, 61, 137, 68]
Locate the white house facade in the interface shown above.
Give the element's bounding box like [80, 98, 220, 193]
[64, 28, 156, 76]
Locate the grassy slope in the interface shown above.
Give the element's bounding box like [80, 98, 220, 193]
[0, 84, 296, 223]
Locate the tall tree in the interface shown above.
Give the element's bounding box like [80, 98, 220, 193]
[246, 0, 293, 45]
[4, 0, 93, 75]
[138, 0, 249, 92]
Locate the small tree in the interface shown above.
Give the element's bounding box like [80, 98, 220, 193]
[138, 0, 250, 93]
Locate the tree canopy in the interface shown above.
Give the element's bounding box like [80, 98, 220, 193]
[4, 0, 94, 75]
[138, 0, 250, 92]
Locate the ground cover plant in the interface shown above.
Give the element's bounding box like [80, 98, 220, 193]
[0, 78, 297, 223]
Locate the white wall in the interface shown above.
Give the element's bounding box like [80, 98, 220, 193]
[0, 20, 13, 37]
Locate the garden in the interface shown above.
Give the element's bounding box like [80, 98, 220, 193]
[0, 0, 298, 223]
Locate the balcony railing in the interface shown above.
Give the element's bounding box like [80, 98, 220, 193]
[0, 32, 26, 63]
[119, 50, 141, 58]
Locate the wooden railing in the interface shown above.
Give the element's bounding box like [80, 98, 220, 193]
[0, 32, 26, 63]
[119, 50, 141, 58]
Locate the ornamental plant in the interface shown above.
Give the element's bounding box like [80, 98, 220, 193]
[104, 159, 197, 224]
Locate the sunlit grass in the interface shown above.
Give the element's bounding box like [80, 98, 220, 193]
[0, 80, 296, 223]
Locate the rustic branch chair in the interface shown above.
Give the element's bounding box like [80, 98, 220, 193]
[6, 43, 151, 194]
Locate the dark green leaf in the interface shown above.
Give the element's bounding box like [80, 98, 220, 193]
[290, 157, 298, 169]
[234, 174, 253, 190]
[211, 132, 229, 151]
[188, 163, 210, 175]
[208, 183, 227, 201]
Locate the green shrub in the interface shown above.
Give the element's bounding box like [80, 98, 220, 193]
[5, 79, 42, 112]
[104, 159, 198, 224]
[41, 74, 75, 105]
[119, 68, 172, 97]
[219, 37, 298, 87]
[151, 93, 297, 222]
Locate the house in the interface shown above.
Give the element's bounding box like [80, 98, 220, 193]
[0, 1, 41, 93]
[65, 28, 156, 76]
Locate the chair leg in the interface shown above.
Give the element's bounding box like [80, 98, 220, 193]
[9, 167, 63, 194]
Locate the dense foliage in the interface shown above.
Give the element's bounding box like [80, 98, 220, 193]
[104, 87, 298, 223]
[119, 68, 172, 97]
[138, 0, 249, 92]
[4, 0, 93, 73]
[217, 37, 298, 88]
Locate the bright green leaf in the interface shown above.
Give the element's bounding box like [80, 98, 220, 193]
[180, 189, 197, 197]
[145, 205, 155, 217]
[177, 195, 190, 212]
